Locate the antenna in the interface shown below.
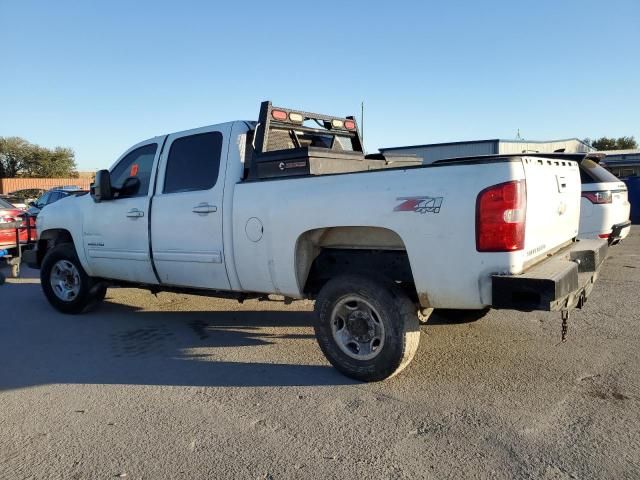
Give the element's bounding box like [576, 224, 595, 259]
[360, 101, 364, 147]
[516, 128, 523, 140]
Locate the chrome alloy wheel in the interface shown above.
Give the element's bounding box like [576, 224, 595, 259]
[330, 296, 385, 360]
[50, 259, 81, 302]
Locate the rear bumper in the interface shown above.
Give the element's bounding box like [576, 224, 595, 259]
[491, 239, 608, 312]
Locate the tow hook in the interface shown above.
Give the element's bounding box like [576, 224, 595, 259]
[561, 309, 569, 343]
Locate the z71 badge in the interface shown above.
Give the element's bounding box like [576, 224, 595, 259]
[394, 196, 443, 214]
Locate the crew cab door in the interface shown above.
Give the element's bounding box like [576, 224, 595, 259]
[150, 126, 231, 289]
[83, 141, 160, 284]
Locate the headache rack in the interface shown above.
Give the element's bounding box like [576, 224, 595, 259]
[248, 101, 420, 179]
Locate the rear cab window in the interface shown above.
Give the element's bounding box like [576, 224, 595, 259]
[580, 159, 622, 184]
[163, 132, 223, 193]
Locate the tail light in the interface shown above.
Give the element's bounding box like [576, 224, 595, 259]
[476, 180, 526, 252]
[0, 216, 16, 224]
[582, 191, 612, 204]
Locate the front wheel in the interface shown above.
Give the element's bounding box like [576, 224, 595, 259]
[314, 275, 420, 382]
[41, 244, 101, 314]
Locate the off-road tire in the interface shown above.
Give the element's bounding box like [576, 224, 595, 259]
[314, 274, 420, 382]
[41, 243, 99, 314]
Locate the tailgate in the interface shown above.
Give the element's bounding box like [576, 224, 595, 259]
[522, 157, 581, 264]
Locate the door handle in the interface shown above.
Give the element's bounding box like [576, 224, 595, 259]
[126, 209, 144, 218]
[192, 203, 217, 214]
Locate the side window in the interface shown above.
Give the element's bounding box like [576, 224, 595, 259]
[48, 192, 64, 204]
[110, 144, 158, 197]
[163, 132, 223, 194]
[37, 192, 51, 207]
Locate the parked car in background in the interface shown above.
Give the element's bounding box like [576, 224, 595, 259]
[27, 188, 88, 217]
[0, 197, 37, 247]
[51, 185, 82, 191]
[8, 188, 47, 205]
[579, 158, 631, 244]
[0, 194, 27, 210]
[2, 188, 47, 210]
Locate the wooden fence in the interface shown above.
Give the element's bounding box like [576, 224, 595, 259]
[0, 177, 92, 194]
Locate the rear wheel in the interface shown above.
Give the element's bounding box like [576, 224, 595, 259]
[41, 244, 102, 314]
[314, 275, 420, 382]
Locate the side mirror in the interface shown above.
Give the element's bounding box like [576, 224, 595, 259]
[91, 169, 113, 203]
[119, 177, 141, 198]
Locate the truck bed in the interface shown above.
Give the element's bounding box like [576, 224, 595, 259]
[232, 153, 581, 309]
[243, 152, 591, 183]
[244, 152, 530, 183]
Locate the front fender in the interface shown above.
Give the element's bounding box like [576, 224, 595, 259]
[37, 195, 93, 276]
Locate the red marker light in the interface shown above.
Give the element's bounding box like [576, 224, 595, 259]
[344, 120, 356, 130]
[271, 110, 288, 121]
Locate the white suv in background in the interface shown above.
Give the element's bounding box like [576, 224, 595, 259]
[579, 158, 631, 244]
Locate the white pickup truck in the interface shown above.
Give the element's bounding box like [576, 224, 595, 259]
[26, 101, 608, 381]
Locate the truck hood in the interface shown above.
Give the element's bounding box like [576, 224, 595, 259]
[37, 194, 90, 235]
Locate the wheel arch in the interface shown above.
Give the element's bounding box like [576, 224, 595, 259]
[294, 226, 420, 303]
[36, 228, 84, 269]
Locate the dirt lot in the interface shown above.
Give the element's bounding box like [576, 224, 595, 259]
[1, 230, 639, 479]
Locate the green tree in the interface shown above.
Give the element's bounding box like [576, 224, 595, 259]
[0, 136, 78, 178]
[588, 136, 638, 151]
[0, 137, 28, 177]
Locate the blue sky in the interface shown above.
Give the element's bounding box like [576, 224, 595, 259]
[1, 0, 638, 171]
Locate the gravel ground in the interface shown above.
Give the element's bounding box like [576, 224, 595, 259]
[1, 229, 639, 479]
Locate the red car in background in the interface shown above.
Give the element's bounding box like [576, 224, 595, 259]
[0, 197, 37, 248]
